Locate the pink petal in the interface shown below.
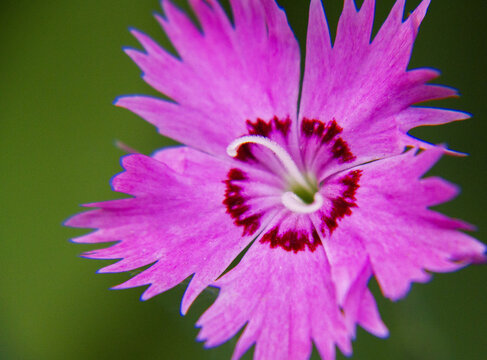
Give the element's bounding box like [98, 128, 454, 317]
[66, 147, 275, 312]
[116, 0, 300, 157]
[197, 217, 352, 360]
[300, 0, 460, 165]
[396, 107, 471, 132]
[313, 213, 368, 304]
[341, 260, 388, 338]
[322, 148, 486, 301]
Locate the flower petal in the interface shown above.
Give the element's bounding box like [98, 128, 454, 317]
[319, 148, 486, 301]
[115, 0, 300, 157]
[396, 106, 471, 132]
[300, 0, 459, 164]
[66, 148, 276, 313]
[197, 215, 352, 360]
[341, 260, 388, 339]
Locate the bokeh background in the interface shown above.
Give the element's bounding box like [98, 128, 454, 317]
[1, 0, 485, 359]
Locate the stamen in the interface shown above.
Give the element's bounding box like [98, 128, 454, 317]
[281, 192, 324, 214]
[227, 135, 311, 191]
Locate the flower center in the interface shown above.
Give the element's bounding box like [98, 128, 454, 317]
[227, 135, 324, 214]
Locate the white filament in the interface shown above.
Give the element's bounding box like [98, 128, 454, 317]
[281, 192, 324, 214]
[226, 135, 312, 191]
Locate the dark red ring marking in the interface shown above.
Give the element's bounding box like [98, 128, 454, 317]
[223, 116, 361, 252]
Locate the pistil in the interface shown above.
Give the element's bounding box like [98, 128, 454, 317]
[227, 135, 324, 214]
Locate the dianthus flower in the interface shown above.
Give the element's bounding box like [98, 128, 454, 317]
[67, 0, 486, 359]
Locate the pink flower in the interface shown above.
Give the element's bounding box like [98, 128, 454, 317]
[66, 0, 486, 359]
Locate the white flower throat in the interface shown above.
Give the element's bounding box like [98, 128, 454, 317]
[227, 135, 323, 214]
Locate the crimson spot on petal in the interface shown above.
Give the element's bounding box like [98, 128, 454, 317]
[332, 138, 355, 163]
[235, 144, 257, 162]
[322, 120, 342, 143]
[301, 118, 355, 164]
[321, 170, 362, 235]
[223, 168, 262, 236]
[236, 116, 292, 163]
[260, 226, 322, 253]
[272, 116, 292, 137]
[301, 118, 343, 142]
[246, 116, 292, 138]
[247, 118, 272, 137]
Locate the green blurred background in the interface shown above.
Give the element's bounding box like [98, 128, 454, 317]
[0, 0, 485, 359]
